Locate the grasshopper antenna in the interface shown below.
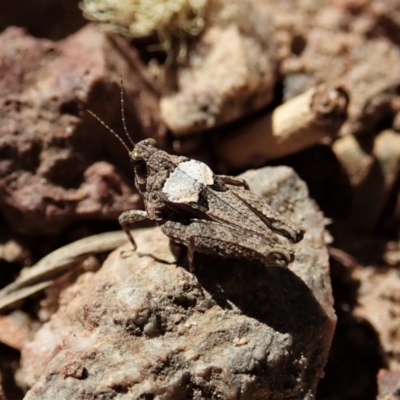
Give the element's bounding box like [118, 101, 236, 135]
[120, 77, 136, 148]
[87, 109, 131, 154]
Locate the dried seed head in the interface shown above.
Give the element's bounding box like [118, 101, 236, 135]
[81, 0, 208, 38]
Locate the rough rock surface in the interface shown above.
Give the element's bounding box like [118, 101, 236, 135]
[352, 264, 400, 372]
[0, 24, 166, 236]
[20, 166, 335, 399]
[252, 0, 400, 138]
[377, 369, 400, 400]
[282, 33, 400, 137]
[161, 0, 400, 158]
[160, 2, 276, 136]
[332, 130, 400, 232]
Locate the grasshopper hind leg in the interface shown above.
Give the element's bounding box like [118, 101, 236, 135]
[161, 219, 296, 270]
[187, 236, 196, 272]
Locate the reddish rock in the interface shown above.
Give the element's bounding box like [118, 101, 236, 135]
[353, 265, 400, 371]
[377, 369, 400, 400]
[0, 24, 166, 236]
[0, 311, 36, 351]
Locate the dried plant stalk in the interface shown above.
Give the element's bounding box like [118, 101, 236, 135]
[0, 231, 129, 312]
[216, 85, 349, 169]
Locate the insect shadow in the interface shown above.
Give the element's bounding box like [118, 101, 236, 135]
[187, 252, 330, 338]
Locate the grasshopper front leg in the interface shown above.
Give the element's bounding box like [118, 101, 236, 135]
[118, 210, 148, 251]
[161, 219, 294, 270]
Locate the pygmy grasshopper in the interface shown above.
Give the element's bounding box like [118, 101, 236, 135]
[88, 87, 304, 270]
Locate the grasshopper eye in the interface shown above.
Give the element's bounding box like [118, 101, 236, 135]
[130, 151, 144, 162]
[144, 138, 156, 146]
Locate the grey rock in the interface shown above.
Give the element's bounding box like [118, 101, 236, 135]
[21, 166, 335, 399]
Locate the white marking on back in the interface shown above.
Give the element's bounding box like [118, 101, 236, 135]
[162, 160, 214, 203]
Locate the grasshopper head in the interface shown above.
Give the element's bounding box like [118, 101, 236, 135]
[129, 138, 157, 164]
